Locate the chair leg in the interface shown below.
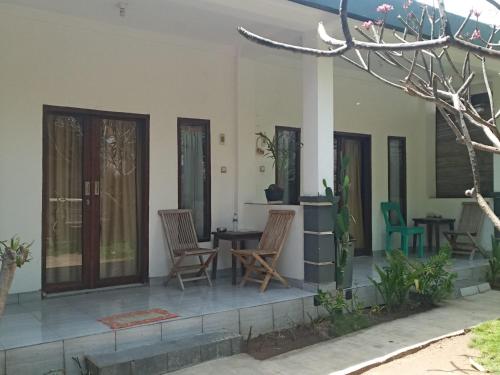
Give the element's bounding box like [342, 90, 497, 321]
[240, 256, 256, 287]
[402, 235, 409, 256]
[165, 255, 185, 288]
[177, 273, 185, 291]
[417, 233, 424, 258]
[385, 232, 392, 252]
[260, 272, 273, 293]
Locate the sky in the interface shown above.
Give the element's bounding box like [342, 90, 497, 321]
[417, 0, 500, 26]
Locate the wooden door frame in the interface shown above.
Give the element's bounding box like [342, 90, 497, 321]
[388, 136, 407, 224]
[334, 131, 373, 256]
[42, 105, 150, 294]
[177, 118, 212, 242]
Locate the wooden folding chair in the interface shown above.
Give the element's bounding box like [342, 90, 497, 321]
[231, 210, 295, 292]
[443, 202, 487, 260]
[158, 209, 217, 290]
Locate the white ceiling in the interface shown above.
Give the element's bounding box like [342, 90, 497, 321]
[0, 0, 333, 48]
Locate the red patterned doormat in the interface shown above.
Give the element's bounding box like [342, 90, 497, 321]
[99, 308, 178, 329]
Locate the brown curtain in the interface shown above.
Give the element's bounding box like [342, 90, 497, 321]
[99, 119, 139, 279]
[342, 139, 365, 249]
[45, 115, 83, 284]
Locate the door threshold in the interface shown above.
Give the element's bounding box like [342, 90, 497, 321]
[43, 283, 147, 299]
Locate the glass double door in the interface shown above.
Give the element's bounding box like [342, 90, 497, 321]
[43, 107, 148, 293]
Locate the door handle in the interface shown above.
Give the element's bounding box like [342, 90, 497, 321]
[84, 181, 91, 196]
[94, 181, 100, 196]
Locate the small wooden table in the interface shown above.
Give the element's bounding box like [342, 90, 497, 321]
[412, 217, 455, 253]
[211, 230, 263, 285]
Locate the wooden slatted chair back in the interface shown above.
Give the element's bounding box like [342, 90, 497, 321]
[257, 210, 295, 259]
[457, 202, 485, 235]
[158, 209, 199, 256]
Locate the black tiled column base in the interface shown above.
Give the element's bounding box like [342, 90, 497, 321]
[301, 195, 339, 284]
[304, 263, 335, 284]
[304, 233, 335, 263]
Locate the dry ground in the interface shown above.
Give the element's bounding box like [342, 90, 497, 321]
[363, 333, 483, 375]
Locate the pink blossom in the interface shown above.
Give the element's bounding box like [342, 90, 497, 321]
[375, 19, 384, 26]
[471, 28, 481, 40]
[361, 20, 374, 30]
[377, 3, 394, 13]
[471, 8, 481, 17]
[402, 0, 413, 10]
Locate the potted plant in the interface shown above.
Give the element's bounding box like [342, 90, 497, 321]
[324, 155, 355, 290]
[0, 236, 32, 317]
[255, 132, 285, 202]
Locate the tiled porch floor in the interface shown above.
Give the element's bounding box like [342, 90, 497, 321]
[353, 251, 489, 287]
[1, 253, 489, 352]
[0, 278, 313, 351]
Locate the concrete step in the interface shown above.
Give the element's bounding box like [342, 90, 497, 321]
[86, 331, 242, 375]
[454, 279, 491, 298]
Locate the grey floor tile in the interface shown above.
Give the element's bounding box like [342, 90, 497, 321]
[64, 332, 115, 375]
[162, 316, 202, 340]
[203, 310, 239, 334]
[116, 323, 162, 350]
[6, 341, 63, 375]
[273, 299, 304, 330]
[0, 350, 4, 375]
[239, 304, 273, 337]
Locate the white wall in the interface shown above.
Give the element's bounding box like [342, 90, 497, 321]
[236, 54, 302, 223]
[0, 4, 241, 293]
[333, 62, 495, 251]
[0, 4, 306, 294]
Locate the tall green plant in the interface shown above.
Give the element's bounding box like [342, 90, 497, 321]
[369, 250, 412, 311]
[409, 247, 456, 305]
[488, 236, 500, 288]
[323, 155, 351, 287]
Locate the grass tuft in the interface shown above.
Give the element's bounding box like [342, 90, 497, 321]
[470, 319, 500, 374]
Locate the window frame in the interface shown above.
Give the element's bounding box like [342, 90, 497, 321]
[387, 136, 407, 224]
[275, 126, 301, 205]
[177, 118, 212, 242]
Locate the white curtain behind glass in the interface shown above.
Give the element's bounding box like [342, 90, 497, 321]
[180, 126, 205, 238]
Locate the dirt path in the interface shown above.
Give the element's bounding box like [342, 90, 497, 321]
[363, 333, 482, 375]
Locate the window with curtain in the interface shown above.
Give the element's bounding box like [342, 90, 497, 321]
[276, 126, 301, 205]
[436, 93, 493, 198]
[178, 118, 211, 241]
[388, 137, 407, 225]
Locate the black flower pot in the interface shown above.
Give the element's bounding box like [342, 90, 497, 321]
[264, 184, 284, 202]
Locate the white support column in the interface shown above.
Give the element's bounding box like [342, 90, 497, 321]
[301, 40, 335, 196]
[300, 35, 337, 288]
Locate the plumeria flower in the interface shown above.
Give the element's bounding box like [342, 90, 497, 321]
[402, 0, 413, 10]
[471, 28, 481, 40]
[471, 8, 481, 18]
[377, 3, 394, 14]
[361, 20, 374, 30]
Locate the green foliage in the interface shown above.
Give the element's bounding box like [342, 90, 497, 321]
[471, 319, 500, 374]
[369, 250, 412, 311]
[487, 236, 500, 287]
[317, 288, 363, 320]
[255, 131, 301, 171]
[317, 289, 347, 319]
[0, 236, 33, 267]
[323, 154, 352, 287]
[317, 288, 370, 336]
[409, 247, 456, 304]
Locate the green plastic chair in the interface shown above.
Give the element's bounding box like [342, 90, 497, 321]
[381, 202, 424, 257]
